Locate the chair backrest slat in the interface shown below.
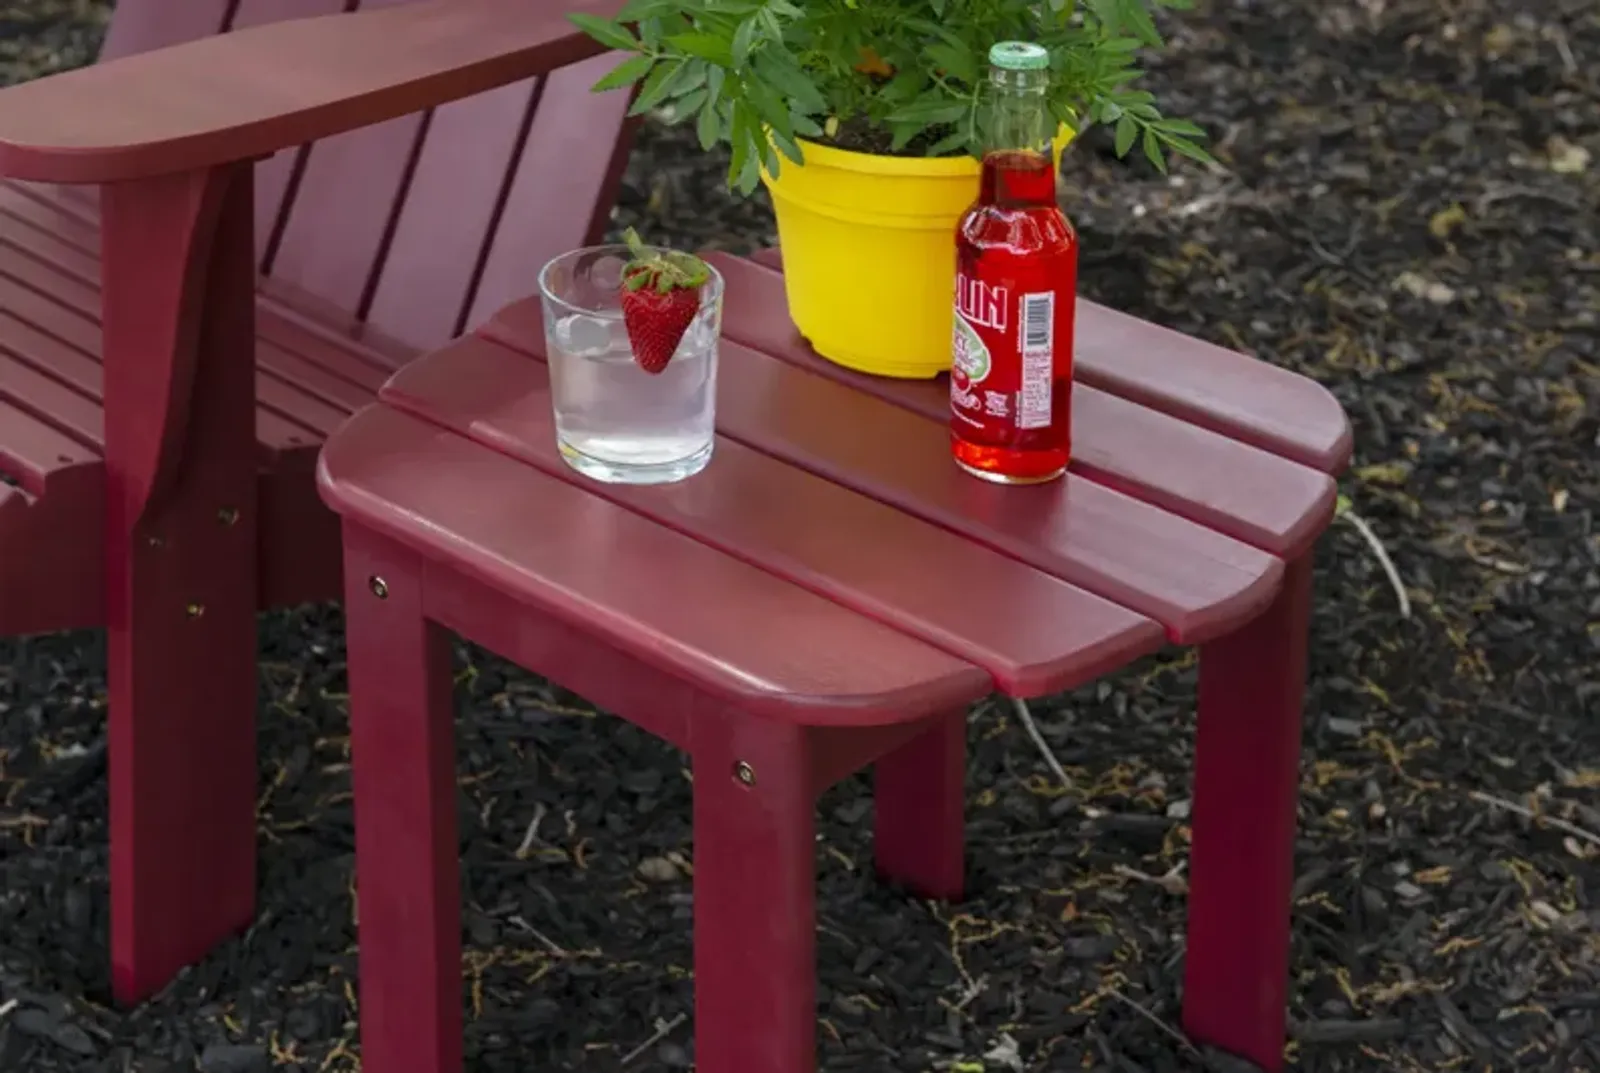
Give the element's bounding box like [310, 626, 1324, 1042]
[96, 0, 636, 351]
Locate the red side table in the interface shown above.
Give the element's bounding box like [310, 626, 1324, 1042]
[316, 249, 1350, 1073]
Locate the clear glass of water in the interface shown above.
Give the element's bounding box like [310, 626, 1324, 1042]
[538, 244, 723, 484]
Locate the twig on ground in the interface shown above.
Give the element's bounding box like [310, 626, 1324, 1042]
[1104, 988, 1201, 1056]
[515, 801, 548, 858]
[621, 1013, 687, 1066]
[1012, 697, 1073, 790]
[1113, 861, 1189, 896]
[1338, 506, 1411, 618]
[1469, 790, 1600, 848]
[506, 914, 569, 956]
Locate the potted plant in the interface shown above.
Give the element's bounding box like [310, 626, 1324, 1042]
[572, 0, 1212, 379]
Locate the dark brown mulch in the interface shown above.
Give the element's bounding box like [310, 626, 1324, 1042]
[1, 0, 1597, 1071]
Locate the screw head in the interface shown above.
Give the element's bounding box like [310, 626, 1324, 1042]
[369, 576, 389, 599]
[217, 506, 240, 526]
[185, 603, 205, 619]
[733, 761, 756, 787]
[146, 535, 164, 548]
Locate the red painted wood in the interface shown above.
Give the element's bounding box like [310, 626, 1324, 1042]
[266, 0, 425, 311]
[318, 404, 992, 726]
[722, 251, 1352, 474]
[342, 525, 463, 1073]
[0, 226, 346, 455]
[709, 253, 1339, 558]
[227, 0, 355, 263]
[874, 709, 966, 899]
[486, 302, 1281, 646]
[0, 0, 623, 184]
[463, 53, 638, 329]
[1183, 553, 1313, 1072]
[101, 165, 259, 1004]
[382, 336, 1164, 696]
[690, 711, 817, 1073]
[96, 0, 234, 63]
[359, 78, 534, 348]
[0, 409, 102, 636]
[0, 397, 97, 492]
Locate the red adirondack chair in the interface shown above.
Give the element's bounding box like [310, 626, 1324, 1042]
[0, 0, 632, 1003]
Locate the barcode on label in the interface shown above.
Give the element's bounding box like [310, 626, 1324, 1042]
[1021, 292, 1053, 354]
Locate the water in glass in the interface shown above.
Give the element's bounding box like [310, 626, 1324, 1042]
[539, 245, 722, 484]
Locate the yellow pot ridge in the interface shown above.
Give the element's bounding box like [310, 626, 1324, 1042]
[762, 131, 1071, 380]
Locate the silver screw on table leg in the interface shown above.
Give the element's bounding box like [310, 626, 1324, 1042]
[733, 761, 757, 787]
[369, 576, 389, 599]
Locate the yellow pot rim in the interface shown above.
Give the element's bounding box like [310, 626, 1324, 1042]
[784, 126, 1075, 177]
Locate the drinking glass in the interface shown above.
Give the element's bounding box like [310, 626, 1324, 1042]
[538, 244, 723, 484]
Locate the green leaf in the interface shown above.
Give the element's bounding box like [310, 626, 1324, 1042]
[666, 32, 734, 66]
[926, 128, 971, 156]
[1141, 127, 1167, 173]
[772, 128, 806, 165]
[889, 96, 969, 126]
[735, 132, 764, 193]
[567, 13, 637, 52]
[925, 41, 978, 86]
[753, 53, 828, 114]
[1113, 113, 1137, 156]
[591, 54, 655, 93]
[732, 16, 759, 66]
[631, 60, 689, 115]
[1156, 117, 1207, 137]
[617, 0, 673, 19]
[667, 88, 708, 123]
[1158, 131, 1215, 165]
[696, 97, 723, 150]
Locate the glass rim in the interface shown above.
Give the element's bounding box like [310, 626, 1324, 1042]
[538, 242, 725, 319]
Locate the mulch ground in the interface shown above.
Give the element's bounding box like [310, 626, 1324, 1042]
[1, 0, 1597, 1070]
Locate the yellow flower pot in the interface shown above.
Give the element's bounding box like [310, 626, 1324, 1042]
[762, 131, 1071, 380]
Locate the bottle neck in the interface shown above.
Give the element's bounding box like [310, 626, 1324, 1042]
[982, 67, 1053, 158]
[978, 66, 1056, 207]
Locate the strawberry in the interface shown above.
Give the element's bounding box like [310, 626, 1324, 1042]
[618, 228, 710, 374]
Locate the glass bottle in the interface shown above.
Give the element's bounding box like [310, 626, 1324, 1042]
[950, 40, 1079, 484]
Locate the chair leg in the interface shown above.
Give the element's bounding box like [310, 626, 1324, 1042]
[1182, 553, 1314, 1072]
[873, 709, 965, 900]
[691, 714, 816, 1073]
[107, 509, 259, 1004]
[103, 167, 261, 1006]
[343, 528, 461, 1073]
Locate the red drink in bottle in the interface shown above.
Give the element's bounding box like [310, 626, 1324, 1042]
[950, 41, 1078, 484]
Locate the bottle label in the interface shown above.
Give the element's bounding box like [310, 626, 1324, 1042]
[951, 272, 1054, 435]
[1018, 291, 1054, 429]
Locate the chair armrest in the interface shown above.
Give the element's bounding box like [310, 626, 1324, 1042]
[0, 0, 623, 183]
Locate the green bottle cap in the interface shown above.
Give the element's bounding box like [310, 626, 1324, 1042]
[989, 41, 1050, 71]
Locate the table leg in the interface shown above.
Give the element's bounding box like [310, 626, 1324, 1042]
[343, 528, 461, 1073]
[691, 714, 816, 1073]
[873, 708, 966, 900]
[1182, 553, 1313, 1072]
